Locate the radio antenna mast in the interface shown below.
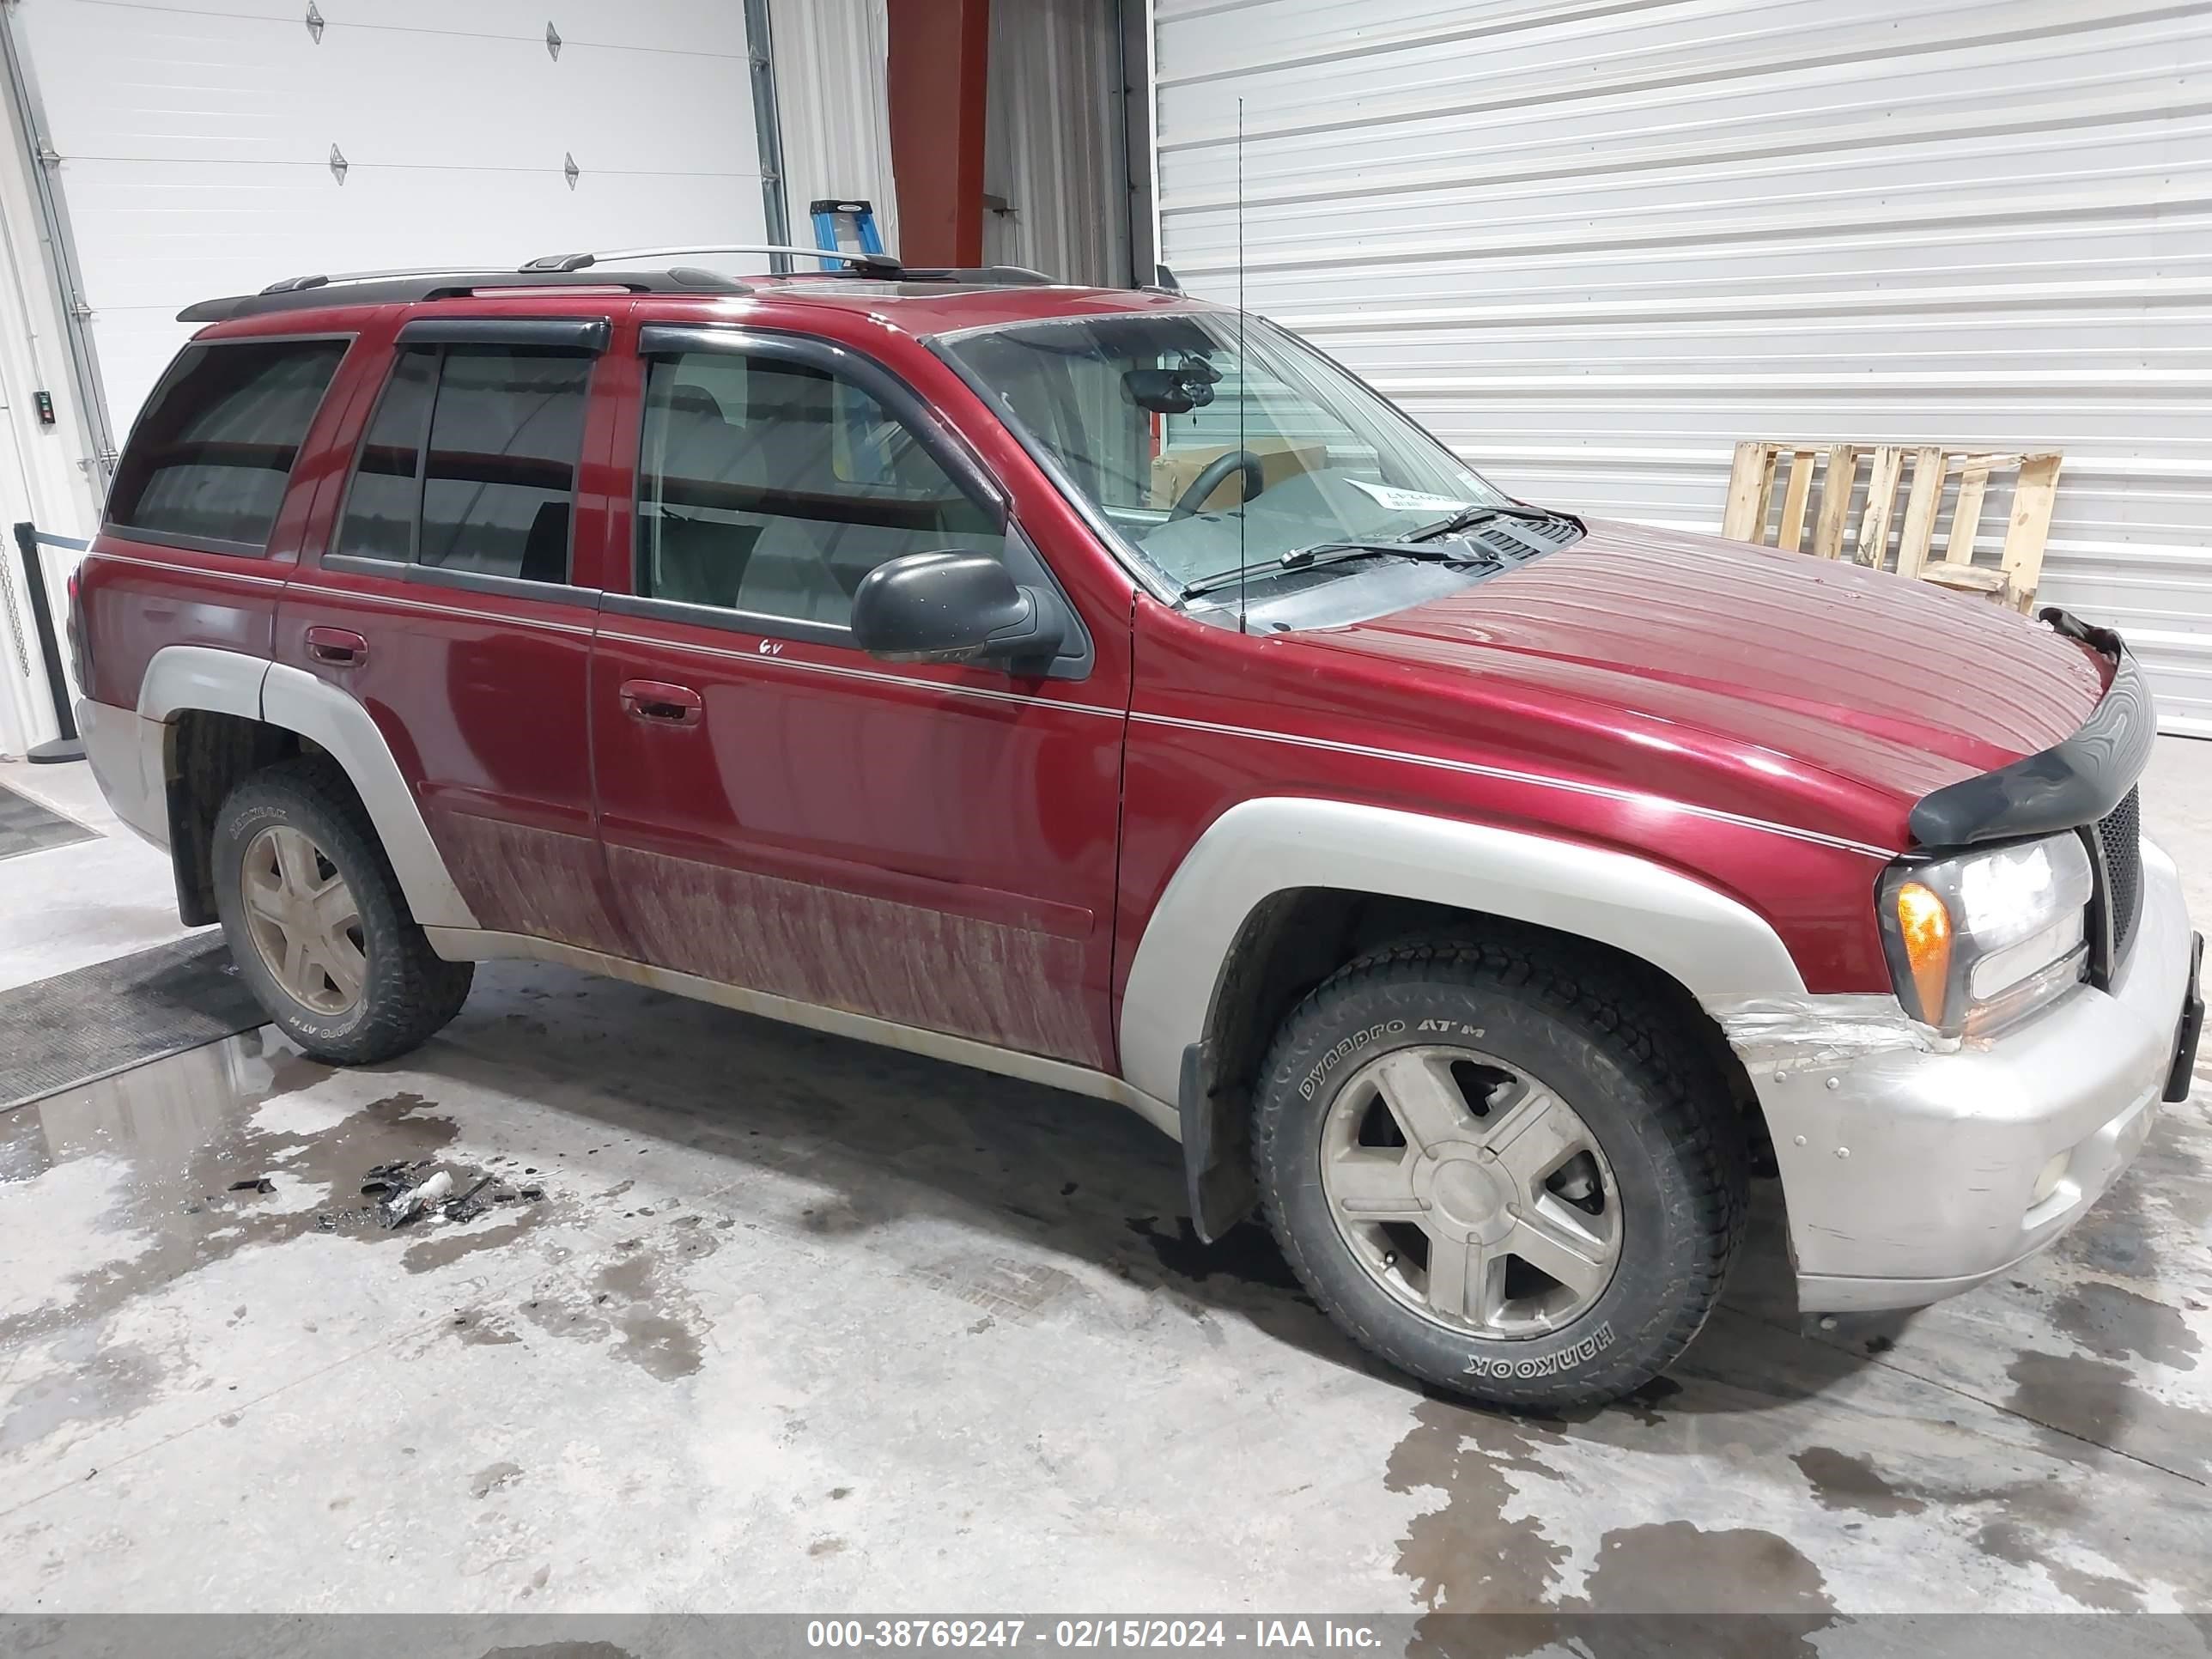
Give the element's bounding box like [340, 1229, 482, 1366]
[1236, 96, 1249, 637]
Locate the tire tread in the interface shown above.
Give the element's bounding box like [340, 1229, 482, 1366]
[1250, 937, 1747, 1407]
[215, 755, 471, 1065]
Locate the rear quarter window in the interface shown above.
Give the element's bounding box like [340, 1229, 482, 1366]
[106, 337, 349, 553]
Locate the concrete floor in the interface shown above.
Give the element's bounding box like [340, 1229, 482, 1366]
[2, 746, 2210, 1626]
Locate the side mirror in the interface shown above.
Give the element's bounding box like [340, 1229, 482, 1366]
[849, 551, 1066, 667]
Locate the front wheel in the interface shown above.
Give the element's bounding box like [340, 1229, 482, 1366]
[211, 756, 473, 1065]
[1252, 940, 1746, 1407]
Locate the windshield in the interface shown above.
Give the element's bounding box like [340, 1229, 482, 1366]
[939, 311, 1511, 592]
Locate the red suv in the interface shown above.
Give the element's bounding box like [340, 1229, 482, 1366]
[70, 246, 2201, 1407]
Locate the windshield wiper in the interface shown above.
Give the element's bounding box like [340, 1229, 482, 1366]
[1179, 541, 1492, 600]
[1404, 502, 1582, 544]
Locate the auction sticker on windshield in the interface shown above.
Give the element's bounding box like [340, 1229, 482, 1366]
[1340, 479, 1473, 514]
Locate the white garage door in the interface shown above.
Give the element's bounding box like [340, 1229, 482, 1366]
[1152, 0, 2212, 733]
[14, 0, 770, 451]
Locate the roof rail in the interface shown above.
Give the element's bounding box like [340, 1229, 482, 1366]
[179, 266, 748, 325]
[523, 242, 903, 277]
[925, 264, 1054, 286]
[259, 265, 477, 295]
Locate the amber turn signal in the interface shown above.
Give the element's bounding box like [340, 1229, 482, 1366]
[1894, 880, 1954, 1027]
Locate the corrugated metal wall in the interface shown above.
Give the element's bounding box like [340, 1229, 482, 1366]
[769, 0, 899, 256]
[985, 0, 1128, 286]
[1152, 0, 2212, 733]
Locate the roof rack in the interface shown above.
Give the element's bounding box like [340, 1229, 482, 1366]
[524, 242, 905, 277]
[180, 243, 1063, 326]
[178, 266, 747, 324]
[872, 264, 1055, 287]
[259, 265, 471, 295]
[520, 244, 1057, 287]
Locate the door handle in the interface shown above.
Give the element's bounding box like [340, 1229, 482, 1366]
[619, 679, 704, 726]
[306, 626, 368, 666]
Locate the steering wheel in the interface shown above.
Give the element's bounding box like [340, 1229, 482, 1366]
[1170, 448, 1267, 520]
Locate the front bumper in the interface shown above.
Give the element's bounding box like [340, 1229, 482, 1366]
[1738, 838, 2196, 1314]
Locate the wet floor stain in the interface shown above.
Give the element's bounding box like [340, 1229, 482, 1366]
[1385, 1396, 1569, 1613]
[2051, 1280, 2203, 1370]
[1976, 1518, 2142, 1612]
[0, 1323, 161, 1454]
[0, 1028, 616, 1474]
[1790, 1447, 1926, 1518]
[594, 1246, 708, 1381]
[506, 1220, 721, 1382]
[1388, 1397, 1842, 1653]
[2005, 1350, 2212, 1481]
[1578, 1519, 1832, 1618]
[0, 1046, 559, 1348]
[1124, 1215, 1310, 1298]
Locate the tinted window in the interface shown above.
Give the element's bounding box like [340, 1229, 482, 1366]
[636, 350, 997, 626]
[331, 344, 591, 583]
[420, 349, 591, 582]
[332, 348, 435, 562]
[108, 339, 348, 551]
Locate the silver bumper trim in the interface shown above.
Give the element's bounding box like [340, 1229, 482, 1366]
[1717, 838, 2191, 1310]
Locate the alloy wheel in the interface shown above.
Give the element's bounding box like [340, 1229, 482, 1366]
[1318, 1044, 1622, 1338]
[240, 824, 367, 1016]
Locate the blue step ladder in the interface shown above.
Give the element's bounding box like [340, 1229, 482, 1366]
[810, 198, 885, 264]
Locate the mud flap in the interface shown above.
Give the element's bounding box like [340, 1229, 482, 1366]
[1180, 1041, 1256, 1243]
[2163, 932, 2203, 1104]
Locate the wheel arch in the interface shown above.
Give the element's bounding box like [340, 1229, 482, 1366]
[1119, 799, 1802, 1239]
[137, 646, 476, 932]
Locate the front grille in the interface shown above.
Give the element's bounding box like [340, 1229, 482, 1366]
[2095, 787, 2144, 960]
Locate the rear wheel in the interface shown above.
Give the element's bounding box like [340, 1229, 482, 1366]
[1252, 939, 1746, 1408]
[212, 757, 472, 1064]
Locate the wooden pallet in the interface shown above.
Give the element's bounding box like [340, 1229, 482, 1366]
[1721, 441, 2062, 611]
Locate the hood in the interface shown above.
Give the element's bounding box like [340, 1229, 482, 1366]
[1299, 518, 2111, 813]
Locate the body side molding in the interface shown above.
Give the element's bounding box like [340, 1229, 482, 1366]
[1117, 797, 1808, 1107]
[260, 664, 479, 929]
[425, 927, 1181, 1135]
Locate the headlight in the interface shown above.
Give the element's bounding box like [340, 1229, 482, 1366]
[1878, 835, 2093, 1036]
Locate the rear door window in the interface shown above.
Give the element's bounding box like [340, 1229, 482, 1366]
[106, 338, 349, 554]
[332, 343, 592, 586]
[333, 348, 434, 563]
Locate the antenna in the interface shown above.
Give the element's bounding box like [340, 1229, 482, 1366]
[1236, 96, 1249, 638]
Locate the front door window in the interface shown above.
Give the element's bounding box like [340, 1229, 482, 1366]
[635, 349, 1000, 627]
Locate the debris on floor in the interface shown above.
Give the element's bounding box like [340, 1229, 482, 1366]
[226, 1176, 276, 1194]
[298, 1158, 554, 1234]
[380, 1167, 453, 1228]
[445, 1175, 495, 1223]
[360, 1158, 430, 1198]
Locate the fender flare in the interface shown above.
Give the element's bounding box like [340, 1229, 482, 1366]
[1118, 796, 1808, 1109]
[137, 646, 477, 930]
[260, 663, 478, 928]
[138, 642, 268, 724]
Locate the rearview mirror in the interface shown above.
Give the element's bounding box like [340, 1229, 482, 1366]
[849, 551, 1066, 667]
[1121, 354, 1220, 415]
